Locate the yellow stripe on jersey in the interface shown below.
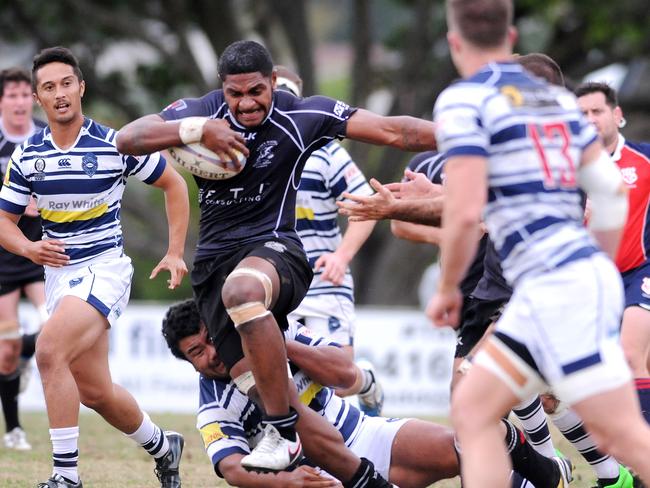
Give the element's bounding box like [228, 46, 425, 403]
[296, 206, 315, 220]
[3, 159, 12, 185]
[40, 202, 109, 223]
[299, 382, 323, 406]
[200, 422, 228, 448]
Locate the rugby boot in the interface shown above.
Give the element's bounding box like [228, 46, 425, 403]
[592, 465, 635, 488]
[357, 359, 384, 417]
[552, 453, 573, 487]
[154, 431, 184, 488]
[241, 424, 303, 472]
[37, 474, 82, 488]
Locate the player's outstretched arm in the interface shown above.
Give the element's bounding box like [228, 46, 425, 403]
[0, 209, 68, 267]
[285, 340, 357, 390]
[116, 114, 248, 164]
[219, 454, 341, 488]
[391, 220, 443, 245]
[345, 109, 436, 151]
[149, 164, 189, 289]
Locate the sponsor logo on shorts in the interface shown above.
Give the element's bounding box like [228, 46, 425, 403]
[264, 241, 286, 253]
[328, 317, 341, 333]
[199, 422, 227, 448]
[69, 277, 84, 288]
[112, 307, 122, 318]
[641, 277, 650, 296]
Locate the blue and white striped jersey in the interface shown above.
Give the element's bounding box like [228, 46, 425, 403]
[197, 320, 365, 476]
[434, 62, 599, 284]
[296, 141, 372, 301]
[0, 117, 166, 266]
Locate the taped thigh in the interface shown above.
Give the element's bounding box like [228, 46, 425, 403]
[474, 336, 545, 400]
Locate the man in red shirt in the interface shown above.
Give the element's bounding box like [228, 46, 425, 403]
[577, 81, 650, 424]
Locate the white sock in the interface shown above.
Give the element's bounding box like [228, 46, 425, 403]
[512, 395, 556, 458]
[50, 426, 80, 483]
[126, 412, 170, 459]
[550, 408, 620, 480]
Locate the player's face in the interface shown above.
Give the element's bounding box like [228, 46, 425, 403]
[222, 71, 276, 128]
[178, 327, 228, 379]
[577, 92, 622, 150]
[33, 62, 85, 126]
[0, 338, 21, 375]
[0, 81, 33, 129]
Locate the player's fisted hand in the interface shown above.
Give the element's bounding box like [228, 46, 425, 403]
[201, 119, 249, 168]
[284, 465, 342, 487]
[26, 239, 69, 267]
[150, 254, 188, 290]
[427, 287, 463, 328]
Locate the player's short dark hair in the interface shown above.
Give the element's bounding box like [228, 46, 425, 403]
[574, 81, 618, 108]
[161, 299, 202, 361]
[0, 67, 31, 97]
[447, 0, 513, 48]
[218, 40, 274, 81]
[31, 46, 83, 91]
[517, 53, 564, 87]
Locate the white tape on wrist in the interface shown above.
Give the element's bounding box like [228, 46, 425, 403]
[179, 117, 207, 145]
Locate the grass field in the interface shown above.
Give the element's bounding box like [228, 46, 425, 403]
[1, 411, 604, 487]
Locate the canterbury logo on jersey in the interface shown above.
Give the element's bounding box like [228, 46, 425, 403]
[58, 158, 71, 168]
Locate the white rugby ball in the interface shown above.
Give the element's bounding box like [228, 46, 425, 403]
[168, 143, 246, 180]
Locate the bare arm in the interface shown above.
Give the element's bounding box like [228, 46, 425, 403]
[285, 340, 357, 390]
[148, 164, 189, 289]
[0, 209, 68, 267]
[219, 454, 340, 488]
[337, 178, 444, 225]
[315, 219, 375, 285]
[345, 109, 436, 151]
[116, 114, 248, 163]
[391, 220, 443, 245]
[427, 156, 487, 327]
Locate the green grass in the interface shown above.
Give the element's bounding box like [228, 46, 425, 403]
[1, 412, 605, 487]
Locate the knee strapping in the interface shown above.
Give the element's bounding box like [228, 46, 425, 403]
[224, 267, 273, 327]
[233, 371, 256, 395]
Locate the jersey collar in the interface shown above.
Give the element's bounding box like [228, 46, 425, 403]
[611, 134, 625, 162]
[42, 116, 92, 150]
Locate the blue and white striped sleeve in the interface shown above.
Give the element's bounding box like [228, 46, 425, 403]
[434, 84, 490, 158]
[124, 151, 166, 184]
[0, 145, 31, 214]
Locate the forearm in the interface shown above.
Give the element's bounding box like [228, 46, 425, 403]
[0, 214, 30, 257]
[220, 455, 291, 487]
[391, 220, 442, 245]
[438, 216, 482, 292]
[388, 197, 443, 225]
[390, 116, 437, 151]
[286, 341, 356, 389]
[337, 220, 375, 262]
[116, 114, 181, 155]
[162, 173, 190, 257]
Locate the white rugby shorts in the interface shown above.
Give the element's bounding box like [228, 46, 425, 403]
[349, 416, 409, 478]
[289, 294, 355, 346]
[476, 253, 631, 405]
[45, 253, 133, 327]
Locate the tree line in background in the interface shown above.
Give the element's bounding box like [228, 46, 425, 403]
[1, 0, 649, 304]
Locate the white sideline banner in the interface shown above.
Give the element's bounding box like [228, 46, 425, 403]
[18, 303, 456, 417]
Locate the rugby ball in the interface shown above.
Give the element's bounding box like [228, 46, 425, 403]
[167, 143, 246, 180]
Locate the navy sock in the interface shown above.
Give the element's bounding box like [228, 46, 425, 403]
[635, 378, 650, 424]
[263, 407, 298, 441]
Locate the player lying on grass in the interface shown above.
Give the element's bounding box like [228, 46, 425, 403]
[161, 299, 571, 488]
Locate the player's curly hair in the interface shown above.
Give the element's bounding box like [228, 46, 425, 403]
[161, 299, 202, 361]
[218, 40, 274, 80]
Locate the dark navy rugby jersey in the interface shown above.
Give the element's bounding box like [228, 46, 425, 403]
[406, 151, 487, 298]
[160, 90, 356, 261]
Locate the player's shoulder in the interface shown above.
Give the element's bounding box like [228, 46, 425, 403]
[625, 140, 650, 160]
[162, 89, 226, 119]
[85, 118, 118, 142]
[278, 92, 353, 119]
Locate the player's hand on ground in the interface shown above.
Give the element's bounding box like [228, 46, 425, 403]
[337, 178, 395, 221]
[314, 252, 349, 285]
[283, 466, 342, 487]
[150, 254, 188, 289]
[384, 170, 443, 199]
[427, 287, 463, 328]
[25, 239, 69, 267]
[201, 119, 249, 169]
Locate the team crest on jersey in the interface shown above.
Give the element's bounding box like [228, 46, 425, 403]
[641, 277, 650, 296]
[82, 153, 98, 177]
[253, 141, 278, 168]
[33, 158, 46, 181]
[501, 85, 524, 107]
[264, 241, 286, 253]
[620, 167, 638, 186]
[164, 99, 187, 111]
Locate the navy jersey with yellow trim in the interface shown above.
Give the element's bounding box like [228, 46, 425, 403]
[159, 90, 356, 261]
